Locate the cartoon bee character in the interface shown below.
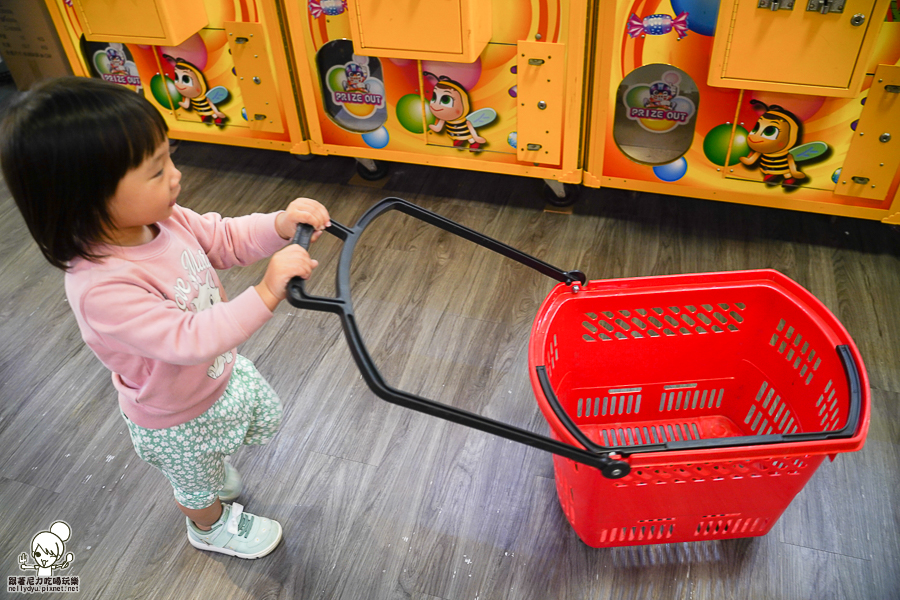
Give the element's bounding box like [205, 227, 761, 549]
[165, 55, 230, 127]
[740, 100, 827, 189]
[427, 75, 496, 152]
[343, 63, 369, 94]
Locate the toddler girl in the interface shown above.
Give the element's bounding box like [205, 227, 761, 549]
[1, 77, 330, 559]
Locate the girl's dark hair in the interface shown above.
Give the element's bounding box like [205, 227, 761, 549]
[0, 76, 168, 270]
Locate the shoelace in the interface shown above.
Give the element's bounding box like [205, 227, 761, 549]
[225, 503, 254, 538]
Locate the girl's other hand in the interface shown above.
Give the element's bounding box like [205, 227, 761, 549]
[275, 198, 331, 241]
[255, 244, 318, 311]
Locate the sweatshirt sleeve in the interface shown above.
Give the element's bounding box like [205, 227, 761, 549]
[80, 279, 273, 365]
[176, 205, 289, 269]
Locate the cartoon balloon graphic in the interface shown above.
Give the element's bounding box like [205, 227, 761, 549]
[749, 91, 825, 122]
[150, 73, 182, 109]
[653, 157, 688, 182]
[507, 132, 518, 149]
[159, 34, 208, 71]
[669, 0, 720, 36]
[395, 93, 435, 134]
[703, 123, 749, 166]
[421, 58, 482, 92]
[362, 126, 390, 149]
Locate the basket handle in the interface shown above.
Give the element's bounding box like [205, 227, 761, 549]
[535, 344, 864, 454]
[286, 198, 629, 478]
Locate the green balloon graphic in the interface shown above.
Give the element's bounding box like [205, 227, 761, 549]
[624, 84, 650, 109]
[395, 93, 435, 134]
[327, 66, 344, 93]
[703, 123, 749, 166]
[150, 74, 182, 110]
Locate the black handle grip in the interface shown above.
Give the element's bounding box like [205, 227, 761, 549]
[292, 223, 315, 249]
[285, 198, 633, 476]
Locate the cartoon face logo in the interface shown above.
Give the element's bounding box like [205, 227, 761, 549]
[429, 84, 466, 123]
[19, 521, 74, 577]
[646, 82, 677, 107]
[173, 64, 206, 100]
[106, 48, 126, 74]
[747, 111, 798, 156]
[344, 63, 368, 91]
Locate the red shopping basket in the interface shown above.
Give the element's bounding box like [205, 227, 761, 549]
[287, 200, 869, 550]
[528, 269, 870, 547]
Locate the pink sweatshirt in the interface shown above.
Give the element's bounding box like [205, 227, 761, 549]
[65, 205, 289, 429]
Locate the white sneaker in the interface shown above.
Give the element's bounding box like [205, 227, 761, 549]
[187, 503, 282, 559]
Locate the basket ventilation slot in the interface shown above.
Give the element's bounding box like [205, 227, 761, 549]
[769, 319, 821, 386]
[745, 381, 799, 435]
[599, 521, 676, 544]
[598, 422, 701, 447]
[626, 458, 811, 487]
[659, 387, 723, 412]
[816, 379, 842, 431]
[695, 516, 768, 537]
[581, 303, 745, 342]
[577, 393, 642, 417]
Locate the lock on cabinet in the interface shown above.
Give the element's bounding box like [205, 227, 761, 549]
[224, 22, 284, 134]
[516, 41, 566, 165]
[708, 0, 892, 97]
[834, 65, 900, 202]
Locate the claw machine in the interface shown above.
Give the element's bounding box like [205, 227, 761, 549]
[279, 0, 592, 191]
[45, 0, 309, 154]
[583, 0, 900, 222]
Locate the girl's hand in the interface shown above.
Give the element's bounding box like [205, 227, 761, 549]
[255, 244, 318, 311]
[275, 198, 331, 241]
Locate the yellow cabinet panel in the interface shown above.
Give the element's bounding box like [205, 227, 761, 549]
[709, 0, 891, 97]
[516, 42, 565, 165]
[354, 0, 462, 54]
[72, 0, 207, 46]
[834, 65, 900, 201]
[225, 22, 284, 134]
[345, 0, 489, 62]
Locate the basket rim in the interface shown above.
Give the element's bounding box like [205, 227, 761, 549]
[527, 269, 871, 459]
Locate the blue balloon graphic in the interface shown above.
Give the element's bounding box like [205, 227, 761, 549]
[361, 127, 389, 149]
[670, 0, 720, 36]
[653, 157, 688, 182]
[832, 168, 841, 184]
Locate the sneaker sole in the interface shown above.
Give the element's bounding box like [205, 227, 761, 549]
[187, 521, 283, 559]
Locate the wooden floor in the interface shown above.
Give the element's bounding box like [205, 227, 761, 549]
[2, 96, 899, 600]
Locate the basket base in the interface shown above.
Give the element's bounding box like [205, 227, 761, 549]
[552, 452, 825, 548]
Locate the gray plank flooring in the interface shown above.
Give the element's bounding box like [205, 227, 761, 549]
[1, 88, 899, 599]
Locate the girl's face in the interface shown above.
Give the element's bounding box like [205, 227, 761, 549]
[105, 138, 181, 246]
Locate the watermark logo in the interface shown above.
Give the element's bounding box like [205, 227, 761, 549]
[7, 521, 79, 594]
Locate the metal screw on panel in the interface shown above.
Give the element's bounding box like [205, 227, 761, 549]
[880, 133, 891, 142]
[253, 77, 261, 84]
[538, 101, 547, 110]
[572, 285, 581, 293]
[535, 33, 542, 40]
[850, 13, 866, 25]
[609, 468, 624, 477]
